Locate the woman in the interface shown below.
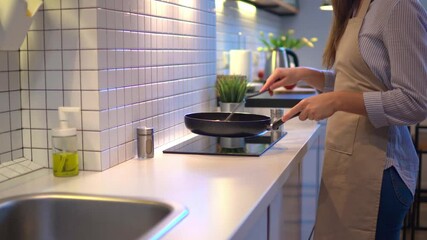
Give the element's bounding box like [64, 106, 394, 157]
[260, 0, 427, 239]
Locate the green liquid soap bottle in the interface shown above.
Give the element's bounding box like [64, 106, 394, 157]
[52, 107, 80, 177]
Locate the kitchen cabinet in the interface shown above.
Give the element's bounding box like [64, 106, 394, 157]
[240, 0, 299, 16]
[245, 123, 325, 240]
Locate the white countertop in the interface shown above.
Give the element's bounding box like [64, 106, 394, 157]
[0, 118, 320, 240]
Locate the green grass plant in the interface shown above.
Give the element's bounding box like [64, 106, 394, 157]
[216, 75, 248, 103]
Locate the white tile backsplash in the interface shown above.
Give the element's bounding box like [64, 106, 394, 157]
[45, 30, 62, 50]
[0, 0, 220, 172]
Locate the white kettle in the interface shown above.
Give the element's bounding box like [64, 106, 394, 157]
[0, 0, 43, 50]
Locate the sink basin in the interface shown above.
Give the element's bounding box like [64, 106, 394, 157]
[0, 193, 188, 240]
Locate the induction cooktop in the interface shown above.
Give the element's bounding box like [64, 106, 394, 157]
[163, 131, 286, 157]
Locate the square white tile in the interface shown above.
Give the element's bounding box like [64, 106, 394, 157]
[63, 90, 81, 110]
[80, 9, 98, 29]
[62, 0, 79, 9]
[44, 30, 62, 50]
[29, 91, 46, 109]
[30, 110, 47, 129]
[62, 30, 80, 50]
[29, 11, 44, 31]
[82, 111, 100, 131]
[0, 132, 11, 154]
[108, 89, 117, 108]
[45, 51, 62, 70]
[80, 50, 98, 70]
[28, 51, 45, 70]
[9, 72, 20, 91]
[100, 130, 109, 151]
[118, 125, 126, 145]
[109, 127, 118, 147]
[101, 149, 110, 171]
[62, 9, 79, 29]
[118, 144, 126, 163]
[46, 91, 64, 110]
[62, 50, 80, 70]
[0, 112, 10, 133]
[83, 131, 101, 151]
[46, 71, 63, 90]
[80, 29, 98, 49]
[108, 108, 117, 128]
[117, 107, 125, 126]
[81, 70, 99, 90]
[32, 149, 48, 167]
[10, 111, 22, 130]
[31, 129, 48, 148]
[19, 50, 28, 70]
[28, 71, 46, 89]
[109, 146, 118, 167]
[83, 151, 101, 171]
[11, 130, 23, 150]
[44, 10, 61, 30]
[44, 0, 61, 9]
[27, 31, 44, 50]
[63, 70, 81, 90]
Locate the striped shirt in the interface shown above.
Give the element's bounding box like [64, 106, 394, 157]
[323, 0, 427, 195]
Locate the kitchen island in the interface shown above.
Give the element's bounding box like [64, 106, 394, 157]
[0, 118, 324, 240]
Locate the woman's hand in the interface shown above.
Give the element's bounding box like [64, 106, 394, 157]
[260, 67, 301, 95]
[282, 91, 367, 122]
[283, 92, 337, 122]
[260, 67, 327, 94]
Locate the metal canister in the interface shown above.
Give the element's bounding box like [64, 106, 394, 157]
[137, 127, 154, 159]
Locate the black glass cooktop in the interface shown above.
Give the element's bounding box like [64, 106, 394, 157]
[163, 131, 286, 157]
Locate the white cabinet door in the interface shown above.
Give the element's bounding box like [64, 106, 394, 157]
[300, 136, 319, 240]
[269, 162, 301, 240]
[242, 208, 268, 240]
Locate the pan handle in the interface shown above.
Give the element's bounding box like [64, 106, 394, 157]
[270, 112, 301, 130]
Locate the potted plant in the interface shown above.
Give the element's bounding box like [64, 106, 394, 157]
[216, 75, 248, 112]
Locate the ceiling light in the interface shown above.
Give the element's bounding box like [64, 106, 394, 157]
[320, 0, 333, 11]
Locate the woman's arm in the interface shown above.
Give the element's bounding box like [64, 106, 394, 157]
[281, 91, 367, 122]
[363, 0, 427, 127]
[259, 67, 334, 93]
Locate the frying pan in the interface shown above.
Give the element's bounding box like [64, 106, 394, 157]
[184, 112, 287, 138]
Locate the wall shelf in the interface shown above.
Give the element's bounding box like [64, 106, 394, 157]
[240, 0, 299, 16]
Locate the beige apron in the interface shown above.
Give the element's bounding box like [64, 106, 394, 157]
[314, 0, 389, 239]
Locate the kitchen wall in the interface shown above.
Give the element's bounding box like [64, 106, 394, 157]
[0, 52, 22, 163]
[280, 0, 332, 69]
[0, 0, 217, 172]
[282, 0, 427, 69]
[216, 0, 286, 78]
[215, 0, 329, 78]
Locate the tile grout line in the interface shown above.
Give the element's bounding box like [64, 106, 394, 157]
[78, 0, 85, 170]
[43, 6, 49, 168]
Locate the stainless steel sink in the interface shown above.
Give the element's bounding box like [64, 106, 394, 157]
[0, 193, 188, 240]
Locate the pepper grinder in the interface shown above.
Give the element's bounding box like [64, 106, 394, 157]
[137, 127, 154, 159]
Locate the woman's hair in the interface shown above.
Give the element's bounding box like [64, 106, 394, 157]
[323, 0, 361, 68]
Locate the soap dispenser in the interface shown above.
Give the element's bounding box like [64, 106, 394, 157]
[51, 107, 80, 177]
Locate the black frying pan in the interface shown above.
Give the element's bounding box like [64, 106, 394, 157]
[184, 112, 286, 138]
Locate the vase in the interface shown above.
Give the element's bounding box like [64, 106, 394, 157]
[219, 100, 245, 113]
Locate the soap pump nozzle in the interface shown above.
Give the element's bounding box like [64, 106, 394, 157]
[53, 107, 80, 137]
